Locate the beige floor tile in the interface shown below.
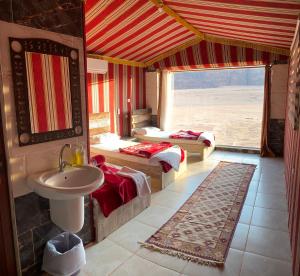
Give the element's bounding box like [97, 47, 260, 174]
[151, 190, 191, 210]
[255, 193, 287, 211]
[239, 205, 253, 224]
[134, 205, 175, 228]
[246, 226, 291, 261]
[244, 192, 256, 206]
[166, 176, 203, 195]
[136, 247, 189, 273]
[251, 207, 289, 232]
[110, 255, 180, 276]
[81, 239, 132, 276]
[107, 220, 157, 253]
[240, 252, 292, 276]
[231, 223, 249, 251]
[258, 180, 286, 195]
[247, 179, 259, 193]
[182, 249, 244, 276]
[260, 171, 285, 182]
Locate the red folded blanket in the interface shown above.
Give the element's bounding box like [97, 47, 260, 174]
[91, 156, 137, 217]
[119, 141, 172, 158]
[170, 130, 202, 140]
[119, 142, 184, 173]
[119, 142, 176, 172]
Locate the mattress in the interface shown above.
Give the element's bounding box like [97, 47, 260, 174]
[134, 131, 215, 147]
[90, 139, 163, 166]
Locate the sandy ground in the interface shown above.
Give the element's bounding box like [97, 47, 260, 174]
[170, 86, 264, 148]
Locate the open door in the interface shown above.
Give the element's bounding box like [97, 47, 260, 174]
[0, 108, 17, 275]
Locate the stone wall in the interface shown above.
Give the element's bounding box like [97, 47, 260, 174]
[15, 194, 92, 275]
[269, 64, 289, 156]
[0, 0, 83, 37]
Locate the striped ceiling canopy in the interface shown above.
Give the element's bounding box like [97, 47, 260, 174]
[85, 0, 300, 67]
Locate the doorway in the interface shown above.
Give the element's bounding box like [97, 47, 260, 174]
[170, 67, 265, 149]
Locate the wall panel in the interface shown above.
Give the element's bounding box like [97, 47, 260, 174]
[284, 20, 300, 276]
[87, 64, 146, 136]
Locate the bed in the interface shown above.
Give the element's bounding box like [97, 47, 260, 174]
[91, 162, 151, 242]
[131, 108, 215, 160]
[89, 112, 187, 192]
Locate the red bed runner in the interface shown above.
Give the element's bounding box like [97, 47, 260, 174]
[91, 155, 137, 217]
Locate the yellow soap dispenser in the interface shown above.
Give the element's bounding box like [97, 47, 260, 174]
[73, 144, 84, 166]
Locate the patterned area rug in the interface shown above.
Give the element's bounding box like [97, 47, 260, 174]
[141, 161, 256, 265]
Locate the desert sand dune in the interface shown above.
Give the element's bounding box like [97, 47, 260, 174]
[170, 86, 264, 148]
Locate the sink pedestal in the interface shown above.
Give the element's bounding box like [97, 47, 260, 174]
[50, 197, 84, 233]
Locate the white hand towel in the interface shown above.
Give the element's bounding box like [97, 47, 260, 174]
[117, 167, 151, 196]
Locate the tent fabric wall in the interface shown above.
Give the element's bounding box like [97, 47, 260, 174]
[149, 40, 288, 71]
[284, 21, 300, 276]
[87, 63, 146, 136]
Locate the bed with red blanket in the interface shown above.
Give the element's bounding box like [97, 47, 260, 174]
[90, 156, 151, 242]
[131, 109, 215, 160]
[90, 139, 187, 192]
[133, 129, 215, 160]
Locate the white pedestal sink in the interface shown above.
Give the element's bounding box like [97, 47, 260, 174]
[27, 165, 104, 233]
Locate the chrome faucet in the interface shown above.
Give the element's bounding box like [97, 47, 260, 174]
[59, 144, 71, 172]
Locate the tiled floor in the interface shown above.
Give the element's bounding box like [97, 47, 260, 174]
[80, 151, 292, 276]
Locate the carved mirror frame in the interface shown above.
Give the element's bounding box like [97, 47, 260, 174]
[9, 37, 83, 146]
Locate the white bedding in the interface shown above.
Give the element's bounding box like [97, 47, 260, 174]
[90, 139, 182, 170]
[134, 130, 215, 146]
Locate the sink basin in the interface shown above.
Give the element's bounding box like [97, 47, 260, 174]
[27, 165, 104, 232]
[27, 165, 104, 200]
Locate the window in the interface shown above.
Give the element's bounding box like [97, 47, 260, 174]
[170, 67, 265, 148]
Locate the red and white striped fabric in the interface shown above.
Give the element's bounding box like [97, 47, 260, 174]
[284, 20, 300, 276]
[150, 40, 288, 70]
[25, 52, 72, 133]
[87, 63, 145, 136]
[165, 0, 300, 49]
[85, 0, 300, 63]
[85, 0, 194, 62]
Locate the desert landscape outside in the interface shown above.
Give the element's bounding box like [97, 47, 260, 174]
[170, 68, 264, 148]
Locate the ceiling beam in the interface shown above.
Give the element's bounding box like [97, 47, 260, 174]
[149, 0, 204, 40]
[87, 53, 146, 68]
[148, 0, 290, 57]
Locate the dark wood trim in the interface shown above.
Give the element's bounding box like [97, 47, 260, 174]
[0, 108, 17, 275]
[9, 37, 83, 146]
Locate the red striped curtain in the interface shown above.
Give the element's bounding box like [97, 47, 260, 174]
[284, 20, 300, 276]
[87, 63, 146, 136]
[25, 52, 73, 133]
[150, 40, 288, 71]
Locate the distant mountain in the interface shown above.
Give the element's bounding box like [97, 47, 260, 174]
[174, 67, 264, 89]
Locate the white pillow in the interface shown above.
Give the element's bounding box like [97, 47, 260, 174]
[133, 127, 160, 135]
[90, 132, 120, 144]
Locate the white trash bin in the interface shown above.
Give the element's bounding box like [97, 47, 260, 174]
[42, 232, 86, 276]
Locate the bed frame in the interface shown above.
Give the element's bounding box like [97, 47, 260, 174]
[92, 175, 151, 242]
[131, 108, 215, 160]
[89, 112, 187, 192]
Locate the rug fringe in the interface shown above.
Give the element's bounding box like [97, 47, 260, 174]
[138, 242, 224, 267]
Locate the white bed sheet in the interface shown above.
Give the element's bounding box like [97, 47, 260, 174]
[134, 130, 215, 146]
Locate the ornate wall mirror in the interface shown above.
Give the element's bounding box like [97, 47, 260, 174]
[9, 38, 83, 146]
